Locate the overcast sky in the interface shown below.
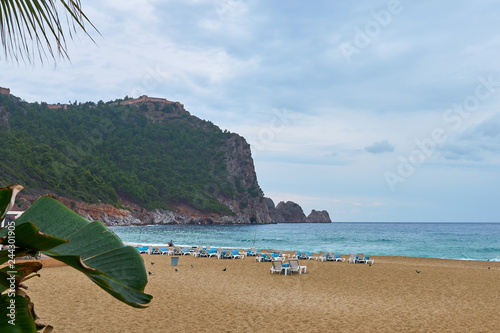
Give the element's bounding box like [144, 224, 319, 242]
[2, 0, 500, 222]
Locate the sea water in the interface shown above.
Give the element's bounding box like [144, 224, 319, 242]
[109, 222, 500, 261]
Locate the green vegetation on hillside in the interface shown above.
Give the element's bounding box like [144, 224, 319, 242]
[0, 94, 235, 215]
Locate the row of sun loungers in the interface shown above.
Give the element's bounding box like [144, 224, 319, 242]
[135, 245, 247, 260]
[135, 245, 374, 265]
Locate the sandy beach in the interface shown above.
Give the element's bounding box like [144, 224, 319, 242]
[26, 252, 499, 332]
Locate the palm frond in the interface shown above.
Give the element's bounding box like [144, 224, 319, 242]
[0, 0, 98, 63]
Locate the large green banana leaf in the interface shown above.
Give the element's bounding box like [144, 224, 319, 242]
[0, 294, 38, 333]
[1, 195, 152, 308]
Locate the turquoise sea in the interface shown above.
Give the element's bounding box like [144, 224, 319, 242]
[109, 223, 500, 262]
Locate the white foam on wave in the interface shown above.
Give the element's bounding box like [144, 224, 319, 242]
[124, 241, 252, 250]
[456, 257, 500, 262]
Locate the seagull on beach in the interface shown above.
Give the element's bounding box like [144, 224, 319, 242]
[191, 264, 194, 268]
[175, 268, 178, 272]
[416, 270, 421, 274]
[148, 271, 152, 276]
[151, 262, 155, 265]
[223, 268, 227, 271]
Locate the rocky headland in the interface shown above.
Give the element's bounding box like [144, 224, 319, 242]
[1, 90, 331, 226]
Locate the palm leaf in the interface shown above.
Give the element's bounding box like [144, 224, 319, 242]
[0, 0, 98, 63]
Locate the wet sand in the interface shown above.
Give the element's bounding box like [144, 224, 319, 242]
[27, 253, 500, 332]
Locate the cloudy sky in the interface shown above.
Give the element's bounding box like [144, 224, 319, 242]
[2, 0, 500, 222]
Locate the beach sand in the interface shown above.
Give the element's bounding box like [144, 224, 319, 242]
[26, 253, 499, 332]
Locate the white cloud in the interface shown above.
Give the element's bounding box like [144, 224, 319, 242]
[365, 140, 395, 154]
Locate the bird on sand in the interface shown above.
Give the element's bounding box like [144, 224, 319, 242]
[151, 262, 155, 265]
[222, 268, 227, 271]
[416, 270, 421, 274]
[191, 264, 194, 268]
[175, 268, 178, 272]
[148, 271, 152, 276]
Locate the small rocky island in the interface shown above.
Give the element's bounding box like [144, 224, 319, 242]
[265, 198, 331, 223]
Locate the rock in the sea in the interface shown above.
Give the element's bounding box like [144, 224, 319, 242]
[275, 201, 307, 223]
[265, 197, 332, 223]
[306, 209, 332, 223]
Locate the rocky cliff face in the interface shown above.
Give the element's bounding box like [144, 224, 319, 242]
[217, 134, 272, 224]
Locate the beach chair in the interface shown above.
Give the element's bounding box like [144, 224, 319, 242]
[278, 250, 290, 259]
[291, 250, 298, 259]
[235, 249, 245, 259]
[327, 252, 345, 262]
[255, 252, 269, 262]
[191, 247, 202, 257]
[318, 251, 327, 262]
[357, 253, 366, 264]
[303, 251, 318, 260]
[200, 249, 218, 258]
[296, 251, 307, 260]
[261, 253, 272, 262]
[357, 254, 373, 264]
[220, 250, 232, 259]
[247, 248, 257, 256]
[173, 247, 191, 256]
[348, 253, 357, 263]
[135, 246, 150, 255]
[270, 251, 288, 260]
[288, 258, 307, 274]
[334, 254, 345, 262]
[224, 249, 243, 259]
[270, 260, 285, 275]
[268, 253, 285, 261]
[158, 247, 173, 255]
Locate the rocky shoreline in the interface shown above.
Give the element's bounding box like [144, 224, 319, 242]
[14, 191, 331, 226]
